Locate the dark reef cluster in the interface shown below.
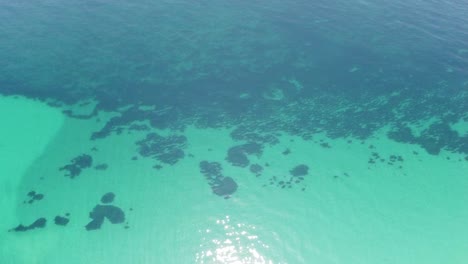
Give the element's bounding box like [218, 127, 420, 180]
[230, 126, 280, 146]
[2, 14, 467, 237]
[136, 132, 187, 165]
[86, 192, 126, 231]
[226, 143, 263, 168]
[199, 161, 238, 198]
[388, 122, 467, 155]
[59, 154, 93, 179]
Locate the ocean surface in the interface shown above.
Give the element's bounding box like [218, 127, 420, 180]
[0, 0, 467, 263]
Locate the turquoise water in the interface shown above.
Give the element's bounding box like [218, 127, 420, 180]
[1, 0, 467, 263]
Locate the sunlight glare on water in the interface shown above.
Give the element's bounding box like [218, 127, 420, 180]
[196, 216, 274, 264]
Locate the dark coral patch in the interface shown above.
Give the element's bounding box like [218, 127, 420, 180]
[85, 205, 125, 231]
[282, 148, 291, 155]
[199, 161, 238, 198]
[94, 163, 108, 170]
[230, 126, 279, 146]
[290, 164, 309, 177]
[128, 123, 150, 132]
[86, 193, 125, 231]
[226, 142, 263, 167]
[101, 192, 115, 204]
[54, 216, 70, 226]
[10, 217, 46, 232]
[226, 147, 249, 167]
[212, 177, 238, 197]
[200, 161, 223, 178]
[25, 191, 44, 204]
[388, 122, 467, 155]
[249, 163, 263, 176]
[59, 154, 93, 178]
[136, 132, 187, 165]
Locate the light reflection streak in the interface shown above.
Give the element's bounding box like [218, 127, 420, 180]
[196, 216, 273, 264]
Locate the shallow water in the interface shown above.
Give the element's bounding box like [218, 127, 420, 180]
[1, 0, 467, 263]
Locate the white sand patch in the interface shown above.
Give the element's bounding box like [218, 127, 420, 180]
[450, 118, 468, 136]
[0, 95, 64, 263]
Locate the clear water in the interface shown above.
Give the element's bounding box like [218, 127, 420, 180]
[1, 0, 467, 263]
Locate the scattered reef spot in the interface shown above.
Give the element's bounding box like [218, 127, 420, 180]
[368, 153, 404, 168]
[266, 165, 308, 190]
